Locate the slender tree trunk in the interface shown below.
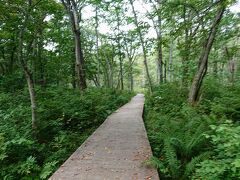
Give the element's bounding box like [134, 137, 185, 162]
[26, 72, 37, 130]
[163, 62, 167, 82]
[32, 39, 37, 85]
[168, 39, 174, 81]
[75, 29, 87, 89]
[213, 61, 218, 77]
[10, 45, 17, 73]
[188, 6, 225, 105]
[157, 38, 163, 83]
[106, 58, 111, 88]
[130, 0, 153, 92]
[213, 49, 218, 78]
[102, 64, 109, 87]
[37, 23, 46, 87]
[71, 47, 76, 88]
[95, 6, 101, 86]
[117, 38, 123, 90]
[129, 58, 134, 91]
[130, 64, 134, 91]
[149, 0, 163, 84]
[220, 62, 225, 82]
[17, 1, 39, 131]
[101, 44, 111, 88]
[157, 13, 163, 83]
[18, 26, 38, 131]
[61, 0, 87, 90]
[116, 7, 123, 90]
[156, 63, 159, 83]
[182, 6, 190, 86]
[119, 58, 123, 90]
[109, 56, 114, 88]
[110, 45, 115, 88]
[124, 38, 135, 91]
[225, 47, 236, 84]
[228, 59, 236, 84]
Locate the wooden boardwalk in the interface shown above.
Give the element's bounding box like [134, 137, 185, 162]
[50, 94, 159, 180]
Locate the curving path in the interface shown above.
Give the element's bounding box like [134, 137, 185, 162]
[50, 94, 159, 180]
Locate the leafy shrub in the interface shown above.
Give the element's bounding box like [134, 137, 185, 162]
[145, 105, 212, 179]
[0, 87, 133, 179]
[0, 71, 25, 92]
[201, 79, 240, 122]
[145, 82, 240, 179]
[145, 84, 212, 179]
[193, 121, 240, 180]
[0, 134, 7, 161]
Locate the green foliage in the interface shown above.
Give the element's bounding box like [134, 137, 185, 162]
[201, 79, 240, 122]
[145, 82, 240, 179]
[0, 87, 133, 179]
[0, 134, 7, 161]
[193, 121, 240, 180]
[145, 83, 211, 179]
[0, 71, 25, 92]
[40, 161, 58, 179]
[17, 156, 40, 176]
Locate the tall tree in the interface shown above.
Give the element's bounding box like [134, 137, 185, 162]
[188, 2, 226, 105]
[115, 5, 124, 90]
[123, 31, 138, 91]
[129, 0, 153, 92]
[61, 0, 87, 90]
[17, 0, 43, 131]
[94, 5, 101, 87]
[148, 0, 164, 84]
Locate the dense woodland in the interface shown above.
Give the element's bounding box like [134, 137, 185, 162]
[0, 0, 240, 179]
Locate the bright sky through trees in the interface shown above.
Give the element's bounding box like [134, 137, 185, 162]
[82, 0, 240, 37]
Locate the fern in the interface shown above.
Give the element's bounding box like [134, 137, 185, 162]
[163, 138, 181, 179]
[146, 102, 213, 179]
[145, 156, 165, 170]
[17, 156, 40, 175]
[185, 123, 207, 157]
[183, 151, 212, 179]
[0, 134, 7, 161]
[40, 161, 58, 179]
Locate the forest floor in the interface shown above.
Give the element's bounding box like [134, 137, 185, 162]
[49, 94, 159, 180]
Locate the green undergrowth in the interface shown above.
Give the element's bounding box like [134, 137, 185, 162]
[0, 87, 134, 179]
[144, 80, 240, 180]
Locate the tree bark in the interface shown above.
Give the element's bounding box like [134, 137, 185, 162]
[37, 20, 46, 87]
[163, 61, 167, 82]
[116, 7, 124, 90]
[157, 13, 163, 83]
[95, 6, 101, 86]
[213, 49, 218, 77]
[124, 39, 135, 91]
[188, 5, 225, 105]
[148, 0, 163, 84]
[168, 39, 174, 81]
[182, 5, 190, 86]
[18, 23, 38, 131]
[71, 47, 76, 88]
[225, 47, 236, 84]
[129, 61, 134, 91]
[61, 0, 87, 90]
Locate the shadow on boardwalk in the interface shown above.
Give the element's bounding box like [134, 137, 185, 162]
[50, 94, 159, 180]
